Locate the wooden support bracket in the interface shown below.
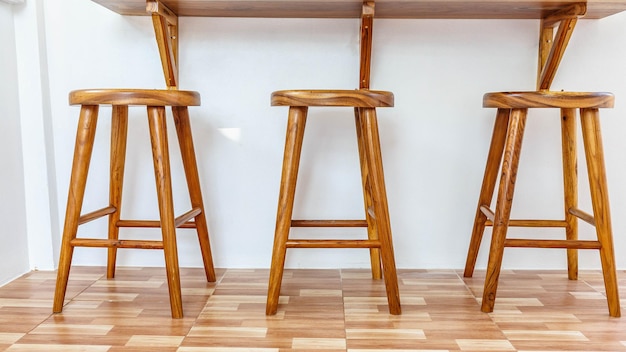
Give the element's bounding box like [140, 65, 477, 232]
[147, 0, 179, 89]
[359, 1, 375, 89]
[537, 3, 586, 90]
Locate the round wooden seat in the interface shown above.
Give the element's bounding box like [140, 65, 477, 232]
[271, 89, 394, 107]
[54, 88, 214, 319]
[483, 91, 614, 109]
[69, 89, 201, 107]
[464, 89, 620, 317]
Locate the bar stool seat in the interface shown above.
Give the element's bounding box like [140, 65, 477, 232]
[266, 89, 401, 315]
[53, 89, 216, 318]
[464, 90, 620, 317]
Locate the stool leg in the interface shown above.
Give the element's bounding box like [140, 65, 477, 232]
[361, 107, 401, 315]
[107, 106, 128, 279]
[481, 108, 527, 313]
[172, 106, 216, 282]
[580, 108, 620, 317]
[464, 109, 510, 277]
[53, 105, 99, 313]
[560, 108, 578, 280]
[266, 106, 308, 315]
[147, 106, 183, 318]
[355, 107, 382, 280]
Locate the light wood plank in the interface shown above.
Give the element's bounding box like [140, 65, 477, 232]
[3, 268, 626, 351]
[89, 0, 626, 19]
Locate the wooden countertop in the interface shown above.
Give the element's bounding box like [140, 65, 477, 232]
[91, 0, 626, 19]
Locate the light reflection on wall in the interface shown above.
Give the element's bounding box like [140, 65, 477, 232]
[218, 127, 241, 142]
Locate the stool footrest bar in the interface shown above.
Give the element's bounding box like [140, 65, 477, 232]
[367, 206, 376, 220]
[174, 207, 202, 227]
[504, 239, 601, 249]
[116, 208, 201, 229]
[498, 219, 567, 227]
[117, 220, 196, 228]
[480, 205, 495, 221]
[70, 238, 164, 249]
[291, 219, 368, 227]
[482, 206, 568, 227]
[569, 207, 595, 226]
[286, 239, 381, 248]
[78, 206, 117, 225]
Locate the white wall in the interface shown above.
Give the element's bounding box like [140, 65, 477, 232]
[0, 2, 30, 284]
[12, 0, 59, 275]
[8, 0, 626, 277]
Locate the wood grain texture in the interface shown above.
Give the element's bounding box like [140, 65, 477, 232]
[483, 91, 615, 109]
[579, 107, 620, 317]
[267, 90, 400, 316]
[53, 104, 100, 314]
[91, 0, 626, 19]
[560, 108, 579, 280]
[271, 90, 394, 108]
[147, 105, 184, 318]
[4, 267, 626, 351]
[465, 91, 620, 318]
[359, 106, 401, 314]
[69, 89, 200, 107]
[536, 3, 586, 90]
[55, 89, 215, 319]
[481, 108, 528, 314]
[463, 109, 509, 278]
[355, 107, 382, 280]
[172, 106, 216, 282]
[266, 106, 308, 316]
[359, 1, 375, 89]
[107, 105, 128, 279]
[152, 9, 179, 89]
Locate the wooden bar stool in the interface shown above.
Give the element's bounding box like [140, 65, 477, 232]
[266, 89, 401, 315]
[463, 91, 620, 317]
[265, 2, 400, 316]
[53, 89, 216, 318]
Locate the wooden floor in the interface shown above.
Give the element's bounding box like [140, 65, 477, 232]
[1, 267, 625, 351]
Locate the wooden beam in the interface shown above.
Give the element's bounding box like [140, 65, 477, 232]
[359, 1, 375, 89]
[569, 207, 596, 226]
[147, 0, 179, 89]
[70, 238, 165, 249]
[536, 3, 586, 90]
[286, 239, 381, 248]
[291, 219, 368, 227]
[504, 238, 601, 249]
[78, 206, 116, 225]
